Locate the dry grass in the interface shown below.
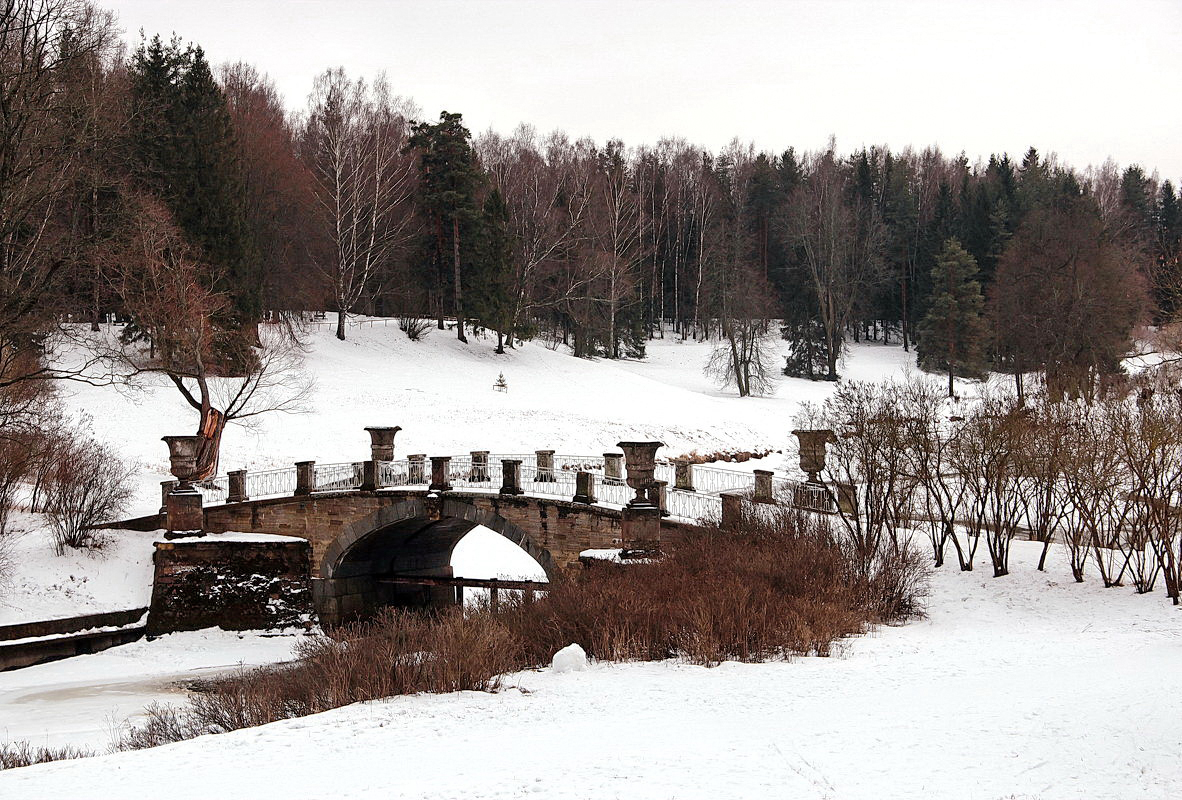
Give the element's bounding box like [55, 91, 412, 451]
[0, 741, 94, 771]
[113, 507, 927, 752]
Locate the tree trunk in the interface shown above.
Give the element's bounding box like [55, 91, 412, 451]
[336, 308, 346, 340]
[453, 217, 467, 343]
[193, 407, 226, 480]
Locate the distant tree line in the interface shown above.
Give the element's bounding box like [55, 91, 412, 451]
[2, 0, 1180, 407]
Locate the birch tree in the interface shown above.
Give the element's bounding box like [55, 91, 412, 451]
[303, 70, 417, 340]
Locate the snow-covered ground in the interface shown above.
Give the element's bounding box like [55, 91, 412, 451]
[6, 320, 1176, 796]
[60, 320, 920, 517]
[3, 541, 1180, 799]
[0, 516, 157, 626]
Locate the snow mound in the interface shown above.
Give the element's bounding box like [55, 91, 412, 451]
[550, 643, 588, 673]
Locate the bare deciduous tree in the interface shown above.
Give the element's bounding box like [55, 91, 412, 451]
[302, 70, 418, 340]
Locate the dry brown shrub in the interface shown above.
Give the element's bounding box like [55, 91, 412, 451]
[118, 507, 927, 751]
[0, 740, 94, 770]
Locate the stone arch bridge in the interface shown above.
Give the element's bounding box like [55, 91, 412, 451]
[129, 434, 831, 628]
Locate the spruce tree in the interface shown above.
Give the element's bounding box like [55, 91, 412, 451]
[917, 238, 988, 397]
[128, 38, 257, 331]
[470, 188, 514, 353]
[407, 112, 484, 343]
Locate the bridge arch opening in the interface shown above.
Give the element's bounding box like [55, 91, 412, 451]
[314, 499, 557, 625]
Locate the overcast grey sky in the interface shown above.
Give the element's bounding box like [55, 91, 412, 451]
[102, 0, 1182, 178]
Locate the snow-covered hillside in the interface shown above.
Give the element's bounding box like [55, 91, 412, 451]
[3, 541, 1180, 799]
[60, 319, 919, 516]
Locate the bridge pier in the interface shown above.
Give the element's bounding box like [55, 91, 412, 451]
[674, 459, 694, 491]
[430, 457, 452, 492]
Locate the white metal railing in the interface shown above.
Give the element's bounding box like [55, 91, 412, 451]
[315, 462, 363, 492]
[191, 453, 852, 524]
[244, 467, 296, 499]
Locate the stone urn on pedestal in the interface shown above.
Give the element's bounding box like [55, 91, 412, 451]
[791, 429, 837, 485]
[617, 441, 664, 549]
[161, 435, 204, 536]
[617, 441, 663, 507]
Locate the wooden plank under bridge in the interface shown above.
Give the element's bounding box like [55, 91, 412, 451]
[379, 576, 549, 609]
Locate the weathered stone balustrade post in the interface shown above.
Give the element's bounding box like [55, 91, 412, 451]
[430, 456, 452, 492]
[674, 459, 694, 491]
[721, 492, 743, 530]
[753, 470, 774, 504]
[647, 479, 669, 516]
[573, 471, 596, 504]
[500, 459, 523, 495]
[227, 469, 248, 503]
[365, 426, 401, 462]
[535, 450, 556, 482]
[360, 460, 382, 491]
[294, 460, 316, 496]
[408, 454, 427, 484]
[618, 441, 664, 548]
[470, 451, 490, 482]
[603, 452, 624, 485]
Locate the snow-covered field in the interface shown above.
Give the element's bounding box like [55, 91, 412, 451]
[3, 541, 1180, 799]
[60, 320, 918, 517]
[4, 320, 1179, 796]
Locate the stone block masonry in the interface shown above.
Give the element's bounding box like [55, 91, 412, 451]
[147, 537, 313, 635]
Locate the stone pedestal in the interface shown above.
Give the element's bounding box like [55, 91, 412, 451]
[500, 459, 523, 495]
[535, 450, 556, 482]
[721, 492, 744, 529]
[365, 426, 401, 462]
[753, 470, 774, 503]
[227, 470, 248, 503]
[294, 460, 315, 495]
[674, 459, 694, 491]
[603, 453, 624, 485]
[360, 460, 381, 491]
[621, 505, 661, 548]
[573, 471, 596, 504]
[647, 480, 669, 516]
[165, 489, 204, 535]
[408, 454, 427, 484]
[470, 451, 490, 482]
[430, 456, 452, 492]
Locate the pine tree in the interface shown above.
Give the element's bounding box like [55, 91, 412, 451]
[918, 238, 988, 397]
[407, 112, 484, 343]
